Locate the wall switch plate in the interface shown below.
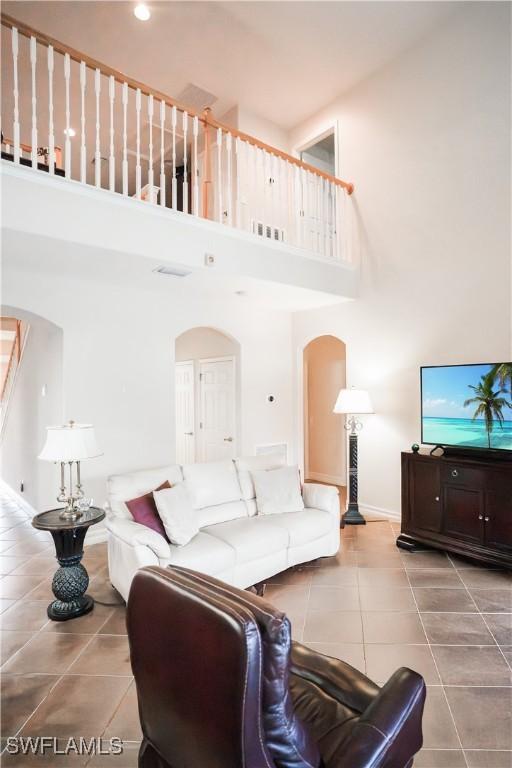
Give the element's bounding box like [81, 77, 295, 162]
[204, 253, 215, 266]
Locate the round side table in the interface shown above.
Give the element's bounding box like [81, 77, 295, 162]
[32, 506, 105, 621]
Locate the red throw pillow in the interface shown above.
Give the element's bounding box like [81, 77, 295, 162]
[126, 481, 171, 541]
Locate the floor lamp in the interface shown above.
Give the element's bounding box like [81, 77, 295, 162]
[333, 388, 374, 525]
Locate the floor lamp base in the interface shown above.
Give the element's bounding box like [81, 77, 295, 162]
[342, 504, 366, 525]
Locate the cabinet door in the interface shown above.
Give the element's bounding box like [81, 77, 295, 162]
[409, 460, 442, 533]
[484, 491, 512, 554]
[442, 486, 484, 544]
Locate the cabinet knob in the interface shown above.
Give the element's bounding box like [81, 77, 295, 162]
[451, 469, 459, 478]
[485, 516, 490, 522]
[435, 496, 440, 502]
[478, 515, 483, 520]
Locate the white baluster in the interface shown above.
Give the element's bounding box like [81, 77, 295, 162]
[148, 94, 154, 202]
[30, 36, 38, 170]
[94, 68, 101, 187]
[331, 183, 337, 260]
[217, 128, 223, 223]
[159, 100, 166, 207]
[319, 177, 325, 256]
[294, 166, 301, 248]
[171, 106, 177, 209]
[80, 62, 87, 183]
[182, 111, 188, 214]
[64, 53, 71, 178]
[235, 137, 241, 229]
[47, 45, 54, 174]
[225, 132, 232, 226]
[122, 83, 128, 195]
[12, 27, 20, 164]
[252, 144, 258, 232]
[192, 115, 199, 216]
[109, 75, 115, 192]
[135, 88, 141, 198]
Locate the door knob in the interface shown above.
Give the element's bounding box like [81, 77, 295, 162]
[224, 437, 234, 442]
[478, 515, 483, 520]
[435, 496, 440, 502]
[451, 469, 459, 478]
[485, 516, 490, 522]
[184, 432, 194, 436]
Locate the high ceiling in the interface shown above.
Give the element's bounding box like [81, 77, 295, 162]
[3, 0, 462, 129]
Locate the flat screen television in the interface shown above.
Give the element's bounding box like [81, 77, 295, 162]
[421, 363, 512, 453]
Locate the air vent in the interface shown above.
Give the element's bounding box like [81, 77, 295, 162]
[153, 265, 192, 278]
[176, 83, 218, 112]
[251, 220, 285, 242]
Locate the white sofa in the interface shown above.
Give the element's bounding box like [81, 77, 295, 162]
[105, 456, 340, 601]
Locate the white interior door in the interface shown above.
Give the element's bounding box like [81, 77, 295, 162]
[199, 357, 236, 461]
[175, 361, 195, 464]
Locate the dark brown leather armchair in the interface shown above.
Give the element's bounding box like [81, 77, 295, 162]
[127, 566, 426, 768]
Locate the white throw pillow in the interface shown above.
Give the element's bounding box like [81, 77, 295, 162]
[251, 465, 304, 516]
[153, 485, 199, 546]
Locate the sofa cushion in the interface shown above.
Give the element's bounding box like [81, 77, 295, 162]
[163, 532, 236, 575]
[125, 481, 171, 540]
[235, 454, 287, 500]
[252, 466, 304, 516]
[154, 485, 199, 547]
[108, 465, 184, 519]
[203, 516, 289, 563]
[196, 501, 248, 529]
[268, 508, 333, 548]
[182, 460, 242, 510]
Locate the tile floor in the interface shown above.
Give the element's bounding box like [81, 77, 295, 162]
[1, 485, 511, 767]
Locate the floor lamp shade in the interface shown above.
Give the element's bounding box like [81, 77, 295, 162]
[333, 388, 374, 415]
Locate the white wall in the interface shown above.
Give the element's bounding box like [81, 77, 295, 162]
[292, 3, 511, 518]
[0, 309, 63, 511]
[1, 267, 295, 528]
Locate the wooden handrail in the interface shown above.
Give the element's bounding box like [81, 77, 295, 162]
[204, 112, 354, 194]
[1, 12, 354, 194]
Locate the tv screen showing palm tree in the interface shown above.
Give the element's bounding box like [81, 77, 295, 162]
[421, 363, 512, 451]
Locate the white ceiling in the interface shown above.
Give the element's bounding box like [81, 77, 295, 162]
[3, 0, 463, 130]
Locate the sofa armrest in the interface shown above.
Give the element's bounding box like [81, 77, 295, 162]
[106, 517, 171, 560]
[291, 641, 380, 714]
[303, 482, 340, 519]
[333, 668, 426, 768]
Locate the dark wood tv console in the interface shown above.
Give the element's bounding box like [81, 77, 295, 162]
[397, 451, 512, 569]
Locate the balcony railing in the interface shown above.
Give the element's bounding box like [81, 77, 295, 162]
[1, 13, 355, 262]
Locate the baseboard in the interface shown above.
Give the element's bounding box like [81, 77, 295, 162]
[307, 472, 345, 486]
[358, 503, 401, 523]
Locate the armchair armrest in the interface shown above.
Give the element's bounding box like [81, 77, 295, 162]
[303, 482, 340, 519]
[106, 517, 171, 560]
[291, 641, 379, 714]
[333, 668, 426, 768]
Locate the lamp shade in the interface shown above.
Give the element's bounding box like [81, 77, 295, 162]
[333, 388, 374, 415]
[39, 422, 102, 462]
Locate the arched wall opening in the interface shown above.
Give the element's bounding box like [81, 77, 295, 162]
[0, 306, 64, 511]
[174, 327, 241, 464]
[303, 335, 346, 486]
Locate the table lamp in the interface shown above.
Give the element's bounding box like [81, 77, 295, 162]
[333, 388, 374, 525]
[39, 421, 102, 520]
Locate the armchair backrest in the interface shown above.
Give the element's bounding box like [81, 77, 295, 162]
[127, 565, 275, 768]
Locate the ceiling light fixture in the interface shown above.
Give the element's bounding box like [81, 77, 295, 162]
[63, 127, 76, 137]
[134, 3, 151, 21]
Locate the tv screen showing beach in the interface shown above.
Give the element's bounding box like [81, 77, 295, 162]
[421, 363, 512, 451]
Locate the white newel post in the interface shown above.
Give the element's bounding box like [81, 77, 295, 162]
[226, 132, 232, 227]
[171, 106, 177, 210]
[182, 111, 188, 214]
[122, 83, 128, 195]
[47, 45, 55, 174]
[192, 115, 199, 216]
[94, 68, 101, 188]
[217, 127, 223, 223]
[148, 94, 154, 203]
[135, 88, 141, 199]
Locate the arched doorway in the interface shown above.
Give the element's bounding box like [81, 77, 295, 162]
[174, 327, 240, 464]
[303, 335, 346, 488]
